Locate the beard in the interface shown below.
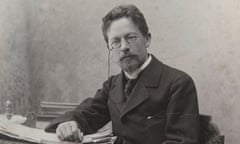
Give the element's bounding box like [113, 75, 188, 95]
[118, 55, 144, 73]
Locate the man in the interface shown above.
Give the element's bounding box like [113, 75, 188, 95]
[45, 4, 200, 144]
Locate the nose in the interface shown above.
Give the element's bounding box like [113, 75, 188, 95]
[120, 38, 130, 52]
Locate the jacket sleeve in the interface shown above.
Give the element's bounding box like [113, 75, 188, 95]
[163, 74, 200, 144]
[45, 78, 112, 134]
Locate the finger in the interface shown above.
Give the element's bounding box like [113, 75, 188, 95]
[56, 126, 64, 141]
[56, 121, 78, 141]
[63, 125, 74, 141]
[69, 123, 80, 142]
[57, 124, 72, 140]
[73, 129, 83, 142]
[65, 136, 74, 142]
[78, 130, 84, 142]
[73, 130, 80, 142]
[70, 122, 78, 132]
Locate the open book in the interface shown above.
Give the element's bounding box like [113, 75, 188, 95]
[0, 121, 116, 144]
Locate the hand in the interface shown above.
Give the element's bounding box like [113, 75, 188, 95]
[56, 121, 83, 142]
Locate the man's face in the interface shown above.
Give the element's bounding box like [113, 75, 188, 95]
[107, 17, 151, 73]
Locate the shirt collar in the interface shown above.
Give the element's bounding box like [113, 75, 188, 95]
[124, 54, 152, 79]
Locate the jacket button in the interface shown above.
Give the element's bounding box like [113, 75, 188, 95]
[147, 116, 152, 119]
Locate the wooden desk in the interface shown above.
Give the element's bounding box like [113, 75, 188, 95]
[0, 139, 83, 144]
[0, 140, 27, 144]
[0, 138, 35, 144]
[0, 134, 82, 144]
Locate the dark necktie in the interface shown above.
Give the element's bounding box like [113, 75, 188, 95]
[124, 79, 135, 99]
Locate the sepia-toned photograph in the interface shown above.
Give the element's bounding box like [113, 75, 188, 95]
[0, 0, 239, 144]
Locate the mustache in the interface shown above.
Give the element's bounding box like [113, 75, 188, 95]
[120, 54, 135, 61]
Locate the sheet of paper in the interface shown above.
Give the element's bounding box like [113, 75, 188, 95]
[0, 121, 115, 144]
[0, 121, 60, 143]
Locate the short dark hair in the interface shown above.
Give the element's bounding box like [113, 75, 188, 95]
[102, 4, 149, 43]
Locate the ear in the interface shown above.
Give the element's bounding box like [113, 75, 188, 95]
[145, 33, 151, 48]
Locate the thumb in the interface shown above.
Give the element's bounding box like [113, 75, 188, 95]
[74, 129, 83, 142]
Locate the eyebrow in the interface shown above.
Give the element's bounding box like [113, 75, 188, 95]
[110, 32, 138, 41]
[125, 32, 138, 36]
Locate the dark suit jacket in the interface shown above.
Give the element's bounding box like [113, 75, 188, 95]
[45, 55, 200, 144]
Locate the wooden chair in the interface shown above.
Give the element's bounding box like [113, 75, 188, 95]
[36, 101, 79, 128]
[199, 114, 224, 144]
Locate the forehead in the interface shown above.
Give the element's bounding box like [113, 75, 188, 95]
[107, 17, 141, 40]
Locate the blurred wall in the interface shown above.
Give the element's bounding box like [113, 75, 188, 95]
[0, 0, 240, 143]
[0, 0, 32, 115]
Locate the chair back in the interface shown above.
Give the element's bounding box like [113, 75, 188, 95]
[199, 114, 224, 144]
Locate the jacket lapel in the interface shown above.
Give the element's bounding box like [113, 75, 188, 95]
[120, 55, 164, 119]
[120, 80, 149, 119]
[109, 73, 126, 112]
